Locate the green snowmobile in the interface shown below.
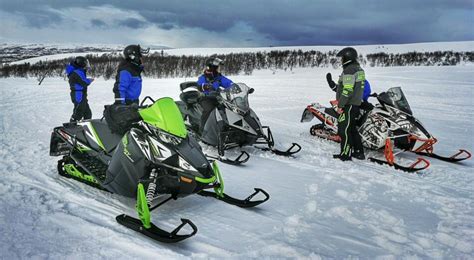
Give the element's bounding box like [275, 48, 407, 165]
[49, 97, 269, 243]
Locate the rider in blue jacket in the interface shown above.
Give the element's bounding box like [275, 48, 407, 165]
[113, 44, 149, 105]
[197, 56, 233, 132]
[66, 56, 94, 122]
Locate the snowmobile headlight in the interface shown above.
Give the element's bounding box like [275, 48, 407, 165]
[156, 129, 182, 145]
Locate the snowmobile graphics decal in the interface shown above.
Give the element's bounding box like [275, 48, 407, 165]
[130, 129, 152, 161]
[225, 108, 258, 135]
[78, 122, 105, 151]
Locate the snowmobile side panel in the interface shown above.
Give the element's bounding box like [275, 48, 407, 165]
[103, 131, 148, 197]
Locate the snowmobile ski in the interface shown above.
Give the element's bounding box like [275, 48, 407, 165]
[414, 149, 471, 163]
[256, 143, 302, 156]
[368, 157, 430, 173]
[116, 183, 197, 243]
[205, 151, 250, 165]
[198, 188, 270, 208]
[116, 215, 197, 243]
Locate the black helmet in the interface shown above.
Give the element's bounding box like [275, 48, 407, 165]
[73, 56, 90, 69]
[205, 56, 224, 70]
[123, 44, 150, 63]
[336, 47, 358, 65]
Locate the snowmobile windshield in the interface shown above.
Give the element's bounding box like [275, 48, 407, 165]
[220, 83, 250, 114]
[138, 97, 187, 138]
[378, 87, 413, 115]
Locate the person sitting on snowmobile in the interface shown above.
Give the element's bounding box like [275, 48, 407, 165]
[197, 56, 233, 133]
[65, 56, 94, 122]
[105, 45, 149, 134]
[328, 47, 366, 161]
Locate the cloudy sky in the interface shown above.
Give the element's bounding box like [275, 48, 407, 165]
[0, 0, 473, 48]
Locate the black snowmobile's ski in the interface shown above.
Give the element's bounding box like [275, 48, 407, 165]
[256, 126, 302, 156]
[256, 143, 302, 156]
[368, 157, 430, 173]
[414, 149, 471, 163]
[198, 188, 270, 208]
[116, 215, 197, 243]
[205, 151, 250, 165]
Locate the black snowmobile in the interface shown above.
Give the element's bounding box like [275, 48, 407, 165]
[49, 97, 269, 243]
[301, 87, 471, 172]
[176, 82, 301, 164]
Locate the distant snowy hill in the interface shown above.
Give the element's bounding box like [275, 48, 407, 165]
[4, 41, 474, 65]
[0, 43, 170, 64]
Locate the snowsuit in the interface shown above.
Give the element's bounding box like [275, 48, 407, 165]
[113, 60, 143, 105]
[66, 63, 92, 121]
[335, 61, 365, 157]
[197, 70, 233, 132]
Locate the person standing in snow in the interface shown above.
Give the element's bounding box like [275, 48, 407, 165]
[65, 56, 94, 122]
[113, 44, 149, 105]
[104, 45, 149, 134]
[325, 47, 366, 161]
[197, 56, 233, 133]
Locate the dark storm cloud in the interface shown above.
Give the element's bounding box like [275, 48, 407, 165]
[117, 18, 148, 29]
[1, 0, 473, 45]
[91, 19, 107, 28]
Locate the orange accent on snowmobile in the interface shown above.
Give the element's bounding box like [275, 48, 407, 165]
[180, 176, 193, 183]
[307, 106, 336, 127]
[409, 135, 437, 153]
[450, 149, 472, 160]
[384, 139, 395, 165]
[408, 157, 430, 169]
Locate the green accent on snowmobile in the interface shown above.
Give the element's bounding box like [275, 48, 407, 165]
[122, 135, 132, 157]
[77, 145, 91, 153]
[195, 175, 216, 184]
[212, 161, 224, 198]
[136, 183, 151, 229]
[139, 97, 187, 138]
[64, 164, 98, 184]
[194, 161, 224, 198]
[90, 123, 106, 151]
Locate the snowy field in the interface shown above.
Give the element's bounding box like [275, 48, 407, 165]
[0, 65, 473, 259]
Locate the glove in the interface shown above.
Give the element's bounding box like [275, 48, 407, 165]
[326, 73, 336, 91]
[202, 83, 213, 91]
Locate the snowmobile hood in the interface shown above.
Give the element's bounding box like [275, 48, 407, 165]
[139, 97, 188, 138]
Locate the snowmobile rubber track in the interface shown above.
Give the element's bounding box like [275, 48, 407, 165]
[70, 152, 107, 182]
[116, 214, 198, 243]
[414, 149, 471, 163]
[57, 158, 106, 190]
[368, 157, 429, 173]
[198, 188, 270, 208]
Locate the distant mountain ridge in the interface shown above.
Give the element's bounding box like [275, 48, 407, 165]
[0, 43, 170, 64]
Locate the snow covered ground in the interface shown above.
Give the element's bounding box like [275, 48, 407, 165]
[0, 65, 473, 259]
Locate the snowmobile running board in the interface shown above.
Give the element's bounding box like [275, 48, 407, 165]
[198, 188, 270, 208]
[414, 149, 471, 163]
[368, 157, 430, 173]
[205, 151, 250, 165]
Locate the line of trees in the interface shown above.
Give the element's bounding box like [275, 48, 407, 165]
[1, 50, 473, 79]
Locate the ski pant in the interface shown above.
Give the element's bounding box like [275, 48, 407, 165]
[70, 91, 92, 122]
[337, 105, 363, 156]
[199, 95, 218, 132]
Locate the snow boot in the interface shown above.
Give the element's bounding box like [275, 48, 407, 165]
[333, 154, 352, 161]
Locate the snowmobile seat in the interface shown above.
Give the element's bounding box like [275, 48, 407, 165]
[61, 122, 89, 146]
[180, 90, 201, 105]
[180, 81, 199, 92]
[89, 119, 123, 153]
